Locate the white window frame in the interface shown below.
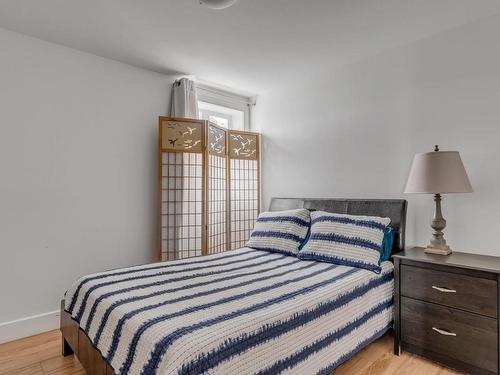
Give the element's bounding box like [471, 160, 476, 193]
[198, 101, 246, 130]
[196, 83, 256, 131]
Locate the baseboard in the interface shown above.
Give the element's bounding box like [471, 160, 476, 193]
[0, 310, 60, 344]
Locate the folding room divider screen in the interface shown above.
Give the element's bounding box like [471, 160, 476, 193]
[158, 116, 261, 261]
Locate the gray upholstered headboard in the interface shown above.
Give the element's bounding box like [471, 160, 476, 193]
[269, 198, 407, 255]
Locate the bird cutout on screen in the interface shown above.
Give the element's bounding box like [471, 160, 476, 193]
[210, 142, 219, 150]
[210, 141, 225, 154]
[168, 138, 179, 146]
[241, 139, 253, 148]
[231, 134, 244, 141]
[208, 127, 226, 154]
[182, 127, 196, 137]
[185, 140, 201, 149]
[240, 148, 255, 157]
[228, 133, 258, 158]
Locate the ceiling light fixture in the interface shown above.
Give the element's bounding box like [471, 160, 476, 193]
[199, 0, 239, 10]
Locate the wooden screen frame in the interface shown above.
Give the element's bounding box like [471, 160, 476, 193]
[227, 129, 261, 249]
[158, 117, 261, 260]
[206, 122, 230, 255]
[158, 117, 207, 260]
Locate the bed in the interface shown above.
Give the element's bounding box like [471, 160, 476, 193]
[60, 198, 407, 375]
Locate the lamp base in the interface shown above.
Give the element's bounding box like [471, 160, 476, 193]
[425, 193, 452, 256]
[424, 245, 452, 256]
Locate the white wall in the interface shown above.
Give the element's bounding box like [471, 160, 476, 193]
[254, 14, 500, 256]
[0, 28, 175, 341]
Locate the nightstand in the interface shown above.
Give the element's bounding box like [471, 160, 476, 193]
[393, 247, 500, 375]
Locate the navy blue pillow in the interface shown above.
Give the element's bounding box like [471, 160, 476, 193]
[379, 226, 394, 263]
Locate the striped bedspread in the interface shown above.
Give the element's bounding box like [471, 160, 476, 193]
[64, 248, 394, 375]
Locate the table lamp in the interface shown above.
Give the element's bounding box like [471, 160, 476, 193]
[404, 145, 472, 255]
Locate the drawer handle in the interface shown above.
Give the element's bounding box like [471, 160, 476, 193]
[432, 327, 457, 337]
[431, 286, 456, 293]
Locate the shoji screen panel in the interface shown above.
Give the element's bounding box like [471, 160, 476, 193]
[228, 130, 261, 250]
[206, 123, 229, 254]
[159, 117, 206, 261]
[158, 117, 261, 260]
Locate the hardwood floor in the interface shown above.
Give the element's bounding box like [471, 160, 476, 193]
[0, 330, 84, 375]
[0, 330, 461, 374]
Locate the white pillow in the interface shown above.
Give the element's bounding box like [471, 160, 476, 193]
[246, 209, 311, 256]
[299, 210, 390, 272]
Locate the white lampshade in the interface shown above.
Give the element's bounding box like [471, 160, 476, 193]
[404, 150, 472, 194]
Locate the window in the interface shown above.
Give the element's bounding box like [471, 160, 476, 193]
[196, 83, 255, 130]
[198, 101, 244, 130]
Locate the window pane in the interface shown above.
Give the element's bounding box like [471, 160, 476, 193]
[198, 101, 244, 130]
[208, 115, 229, 128]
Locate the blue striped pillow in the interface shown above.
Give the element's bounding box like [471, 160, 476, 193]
[298, 211, 390, 273]
[246, 209, 311, 256]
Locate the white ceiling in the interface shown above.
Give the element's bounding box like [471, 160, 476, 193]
[1, 0, 499, 94]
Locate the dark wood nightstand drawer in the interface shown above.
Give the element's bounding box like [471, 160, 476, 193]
[401, 264, 497, 318]
[402, 297, 498, 374]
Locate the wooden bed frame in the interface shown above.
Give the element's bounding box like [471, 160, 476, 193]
[61, 300, 115, 375]
[60, 197, 407, 374]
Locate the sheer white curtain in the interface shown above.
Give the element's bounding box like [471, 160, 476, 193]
[170, 78, 199, 118]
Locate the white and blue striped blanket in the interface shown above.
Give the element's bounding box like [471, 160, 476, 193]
[64, 248, 393, 375]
